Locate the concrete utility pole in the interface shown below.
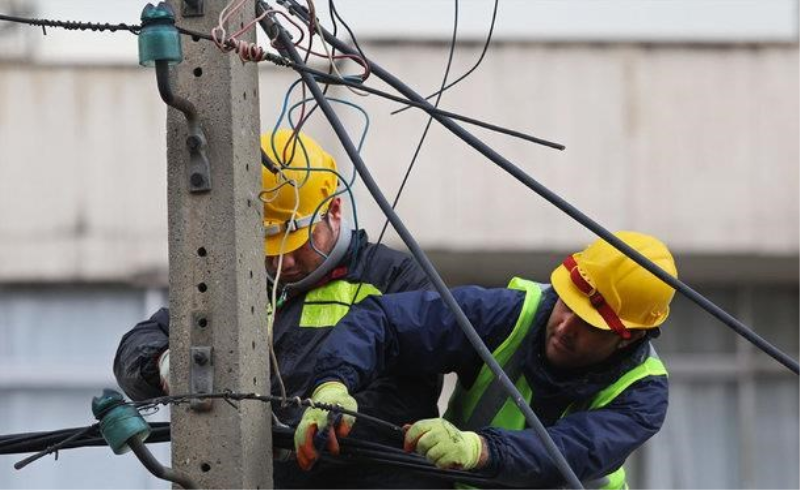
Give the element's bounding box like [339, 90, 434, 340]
[165, 0, 271, 487]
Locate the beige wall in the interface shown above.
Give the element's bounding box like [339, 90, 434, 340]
[0, 42, 797, 282]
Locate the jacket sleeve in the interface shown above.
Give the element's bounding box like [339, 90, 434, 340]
[478, 376, 669, 488]
[113, 308, 170, 401]
[314, 286, 526, 391]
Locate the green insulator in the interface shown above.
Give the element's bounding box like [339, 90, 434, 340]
[92, 389, 151, 455]
[138, 2, 183, 67]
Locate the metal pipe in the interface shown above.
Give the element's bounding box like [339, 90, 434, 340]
[279, 0, 800, 376]
[257, 4, 585, 488]
[128, 436, 197, 489]
[154, 59, 212, 193]
[156, 59, 199, 133]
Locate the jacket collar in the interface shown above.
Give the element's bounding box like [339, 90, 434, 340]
[525, 287, 653, 400]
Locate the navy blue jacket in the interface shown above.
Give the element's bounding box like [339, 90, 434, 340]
[314, 285, 669, 488]
[114, 230, 445, 489]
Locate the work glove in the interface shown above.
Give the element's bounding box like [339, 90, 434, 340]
[294, 381, 358, 470]
[157, 349, 170, 394]
[404, 418, 484, 470]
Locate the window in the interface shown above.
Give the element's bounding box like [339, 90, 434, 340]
[0, 285, 169, 489]
[629, 285, 799, 489]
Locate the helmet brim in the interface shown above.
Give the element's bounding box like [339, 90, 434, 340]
[550, 261, 659, 331]
[264, 223, 317, 257]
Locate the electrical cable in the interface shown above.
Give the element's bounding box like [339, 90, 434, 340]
[286, 94, 367, 259]
[392, 0, 499, 116]
[272, 80, 366, 256]
[1, 421, 504, 487]
[306, 0, 368, 96]
[327, 0, 370, 78]
[281, 0, 800, 377]
[285, 66, 565, 149]
[349, 0, 460, 308]
[0, 12, 141, 35]
[0, 10, 558, 149]
[257, 4, 586, 488]
[263, 77, 369, 396]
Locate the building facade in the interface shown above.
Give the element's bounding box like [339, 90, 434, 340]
[0, 1, 797, 488]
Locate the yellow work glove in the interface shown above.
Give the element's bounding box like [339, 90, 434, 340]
[294, 381, 357, 470]
[404, 418, 484, 470]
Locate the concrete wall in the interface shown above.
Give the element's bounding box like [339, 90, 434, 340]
[0, 42, 797, 282]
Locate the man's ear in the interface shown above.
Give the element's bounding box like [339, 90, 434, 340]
[327, 197, 343, 220]
[618, 330, 646, 349]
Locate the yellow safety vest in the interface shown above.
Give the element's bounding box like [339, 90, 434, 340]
[445, 277, 668, 490]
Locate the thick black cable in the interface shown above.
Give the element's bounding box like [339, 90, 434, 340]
[258, 3, 585, 488]
[391, 0, 499, 116]
[282, 0, 800, 376]
[350, 0, 461, 309]
[0, 424, 170, 455]
[3, 423, 505, 487]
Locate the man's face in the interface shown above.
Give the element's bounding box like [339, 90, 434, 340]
[265, 217, 339, 284]
[545, 298, 637, 370]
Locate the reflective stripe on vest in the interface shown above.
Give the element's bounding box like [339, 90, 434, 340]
[445, 278, 667, 490]
[445, 277, 543, 429]
[299, 280, 382, 328]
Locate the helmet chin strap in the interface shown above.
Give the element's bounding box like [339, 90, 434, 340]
[268, 218, 352, 294]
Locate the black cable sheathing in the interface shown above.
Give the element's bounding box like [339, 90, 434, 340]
[279, 0, 800, 377]
[3, 424, 508, 487]
[0, 424, 170, 455]
[258, 2, 584, 488]
[0, 13, 141, 34]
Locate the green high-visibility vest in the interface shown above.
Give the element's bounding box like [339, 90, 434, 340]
[298, 280, 382, 328]
[445, 277, 668, 490]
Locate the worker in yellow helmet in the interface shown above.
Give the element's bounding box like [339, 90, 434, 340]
[294, 231, 677, 489]
[114, 129, 445, 488]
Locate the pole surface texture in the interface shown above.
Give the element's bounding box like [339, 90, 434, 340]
[166, 1, 271, 487]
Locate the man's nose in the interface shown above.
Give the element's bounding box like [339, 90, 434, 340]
[269, 252, 296, 270]
[557, 312, 581, 337]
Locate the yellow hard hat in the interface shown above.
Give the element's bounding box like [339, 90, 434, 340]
[261, 129, 338, 256]
[551, 231, 678, 336]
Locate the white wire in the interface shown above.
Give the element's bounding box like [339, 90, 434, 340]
[266, 160, 306, 405]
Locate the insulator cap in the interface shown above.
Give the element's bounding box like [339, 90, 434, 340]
[92, 389, 151, 455]
[138, 2, 183, 67]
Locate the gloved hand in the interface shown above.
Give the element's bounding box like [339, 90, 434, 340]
[157, 349, 170, 394]
[294, 381, 358, 470]
[404, 418, 485, 470]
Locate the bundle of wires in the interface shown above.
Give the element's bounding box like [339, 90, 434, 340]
[0, 422, 505, 487]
